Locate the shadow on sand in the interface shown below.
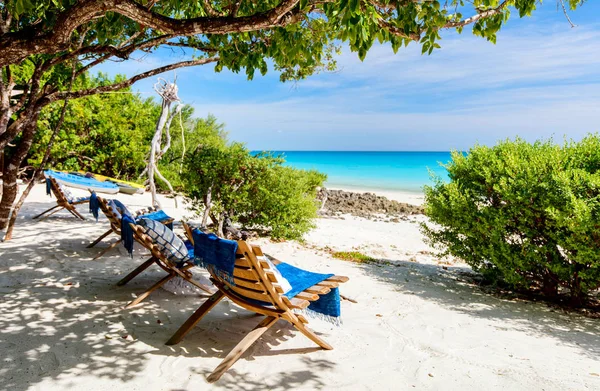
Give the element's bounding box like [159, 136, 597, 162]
[354, 257, 600, 360]
[0, 210, 335, 390]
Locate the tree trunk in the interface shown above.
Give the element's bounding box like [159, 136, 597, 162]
[4, 98, 71, 240]
[541, 272, 559, 298]
[147, 99, 170, 208]
[0, 110, 41, 231]
[202, 185, 213, 227]
[568, 268, 585, 307]
[217, 213, 225, 238]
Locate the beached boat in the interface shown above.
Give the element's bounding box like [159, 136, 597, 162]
[44, 170, 120, 194]
[71, 171, 145, 195]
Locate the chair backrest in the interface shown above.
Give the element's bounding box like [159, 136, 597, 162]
[97, 196, 122, 232]
[129, 223, 184, 269]
[183, 222, 294, 311]
[49, 177, 70, 204]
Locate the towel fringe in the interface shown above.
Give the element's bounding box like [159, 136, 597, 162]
[195, 258, 235, 286]
[294, 308, 343, 327]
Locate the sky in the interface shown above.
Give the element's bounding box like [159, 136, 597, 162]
[97, 2, 600, 151]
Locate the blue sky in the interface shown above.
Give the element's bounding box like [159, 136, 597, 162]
[98, 2, 600, 151]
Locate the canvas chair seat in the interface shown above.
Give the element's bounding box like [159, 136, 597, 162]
[113, 222, 213, 309]
[32, 177, 88, 221]
[87, 196, 174, 260]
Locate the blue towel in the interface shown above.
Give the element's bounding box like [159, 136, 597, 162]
[276, 262, 341, 323]
[89, 192, 99, 221]
[118, 206, 173, 256]
[121, 214, 136, 257]
[46, 178, 52, 196]
[192, 230, 238, 284]
[111, 199, 134, 219]
[138, 210, 172, 229]
[184, 239, 194, 254]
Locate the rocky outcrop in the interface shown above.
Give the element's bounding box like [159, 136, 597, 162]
[318, 189, 424, 219]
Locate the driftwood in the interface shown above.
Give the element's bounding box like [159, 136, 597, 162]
[143, 78, 181, 209]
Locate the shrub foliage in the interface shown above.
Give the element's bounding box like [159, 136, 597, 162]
[422, 136, 600, 305]
[180, 143, 326, 240]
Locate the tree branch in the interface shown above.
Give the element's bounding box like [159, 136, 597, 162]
[444, 1, 510, 28]
[0, 0, 300, 68]
[45, 57, 219, 104]
[203, 0, 226, 17]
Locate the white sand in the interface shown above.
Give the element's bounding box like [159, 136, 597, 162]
[1, 184, 599, 391]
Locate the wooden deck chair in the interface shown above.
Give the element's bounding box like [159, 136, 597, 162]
[116, 223, 213, 309]
[87, 196, 172, 260]
[33, 177, 88, 221]
[166, 222, 349, 383]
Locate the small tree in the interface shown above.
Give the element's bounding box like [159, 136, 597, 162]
[181, 144, 326, 239]
[422, 136, 600, 306]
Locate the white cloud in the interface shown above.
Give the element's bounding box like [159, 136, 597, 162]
[186, 24, 600, 150]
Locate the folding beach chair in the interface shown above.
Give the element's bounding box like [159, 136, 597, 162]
[166, 222, 349, 383]
[117, 222, 213, 309]
[87, 196, 174, 260]
[33, 177, 89, 221]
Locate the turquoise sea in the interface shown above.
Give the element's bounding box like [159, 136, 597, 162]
[267, 151, 452, 194]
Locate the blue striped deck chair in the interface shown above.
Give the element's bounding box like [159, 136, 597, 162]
[166, 222, 349, 383]
[114, 221, 213, 309]
[33, 177, 90, 221]
[87, 196, 174, 260]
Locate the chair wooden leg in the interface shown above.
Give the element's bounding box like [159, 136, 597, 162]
[39, 206, 65, 221]
[87, 229, 114, 248]
[206, 316, 279, 383]
[292, 320, 333, 350]
[32, 204, 60, 219]
[165, 290, 225, 346]
[116, 257, 155, 286]
[68, 207, 86, 220]
[92, 239, 121, 260]
[124, 272, 176, 309]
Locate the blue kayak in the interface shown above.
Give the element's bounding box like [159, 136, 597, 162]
[44, 170, 120, 194]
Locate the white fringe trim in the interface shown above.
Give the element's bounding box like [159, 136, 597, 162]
[293, 308, 342, 327]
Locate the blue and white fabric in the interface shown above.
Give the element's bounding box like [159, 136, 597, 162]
[57, 182, 89, 204]
[137, 218, 191, 267]
[89, 192, 100, 221]
[191, 228, 341, 324]
[257, 256, 292, 293]
[108, 199, 134, 219]
[192, 230, 238, 284]
[139, 210, 173, 230]
[276, 262, 341, 325]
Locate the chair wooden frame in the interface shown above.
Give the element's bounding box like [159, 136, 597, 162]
[117, 223, 213, 309]
[32, 177, 87, 221]
[87, 196, 173, 260]
[166, 222, 349, 383]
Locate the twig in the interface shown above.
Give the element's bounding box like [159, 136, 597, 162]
[558, 0, 577, 28]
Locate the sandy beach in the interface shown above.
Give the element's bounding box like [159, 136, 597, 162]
[1, 184, 599, 391]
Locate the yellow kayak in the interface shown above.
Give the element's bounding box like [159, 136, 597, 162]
[72, 171, 145, 195]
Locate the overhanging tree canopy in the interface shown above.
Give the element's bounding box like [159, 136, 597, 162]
[0, 0, 586, 235]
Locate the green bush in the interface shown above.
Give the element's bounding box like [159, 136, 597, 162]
[180, 144, 326, 240]
[158, 114, 228, 190]
[422, 136, 600, 305]
[28, 73, 162, 180]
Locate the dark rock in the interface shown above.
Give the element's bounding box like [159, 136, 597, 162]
[318, 189, 424, 219]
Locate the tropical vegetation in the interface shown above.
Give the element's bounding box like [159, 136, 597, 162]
[0, 0, 586, 232]
[423, 136, 600, 306]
